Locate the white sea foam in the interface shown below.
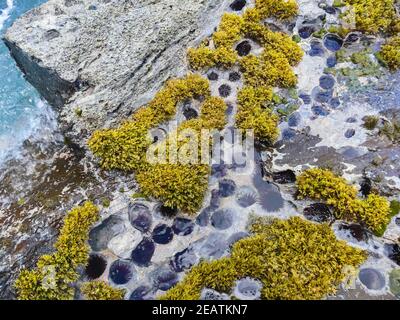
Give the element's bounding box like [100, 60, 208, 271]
[0, 99, 58, 165]
[0, 0, 13, 30]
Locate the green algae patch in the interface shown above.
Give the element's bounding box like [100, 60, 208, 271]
[342, 0, 399, 34]
[88, 0, 305, 212]
[136, 97, 226, 214]
[389, 269, 400, 296]
[235, 86, 278, 145]
[334, 48, 382, 81]
[81, 281, 126, 300]
[136, 164, 210, 215]
[297, 168, 392, 236]
[377, 36, 400, 71]
[390, 200, 400, 216]
[88, 74, 210, 172]
[240, 50, 298, 88]
[363, 115, 379, 130]
[187, 46, 238, 70]
[161, 217, 366, 300]
[15, 202, 100, 300]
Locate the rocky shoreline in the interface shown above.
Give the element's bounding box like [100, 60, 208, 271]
[1, 0, 230, 299]
[1, 0, 400, 299]
[4, 0, 228, 147]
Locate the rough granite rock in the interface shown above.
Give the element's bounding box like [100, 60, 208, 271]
[4, 0, 226, 146]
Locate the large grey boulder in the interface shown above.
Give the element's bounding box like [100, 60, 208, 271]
[4, 0, 226, 146]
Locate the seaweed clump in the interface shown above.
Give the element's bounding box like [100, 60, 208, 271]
[296, 168, 392, 236]
[235, 86, 279, 144]
[135, 96, 227, 213]
[88, 75, 222, 214]
[88, 74, 210, 172]
[339, 0, 400, 71]
[15, 202, 99, 300]
[342, 0, 399, 34]
[81, 281, 125, 300]
[187, 4, 302, 75]
[187, 46, 238, 70]
[161, 216, 366, 300]
[186, 1, 303, 99]
[186, 1, 303, 145]
[88, 0, 304, 212]
[136, 164, 210, 214]
[377, 36, 400, 71]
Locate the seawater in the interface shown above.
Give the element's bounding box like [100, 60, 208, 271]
[0, 0, 56, 164]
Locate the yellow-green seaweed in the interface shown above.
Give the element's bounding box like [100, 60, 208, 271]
[136, 97, 227, 214]
[296, 168, 391, 236]
[377, 36, 400, 71]
[81, 281, 126, 300]
[15, 202, 99, 300]
[342, 0, 398, 34]
[88, 74, 210, 172]
[89, 0, 305, 212]
[161, 216, 366, 300]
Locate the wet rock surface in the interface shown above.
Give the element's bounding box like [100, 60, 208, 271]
[339, 223, 370, 242]
[0, 0, 231, 298]
[359, 268, 386, 290]
[303, 203, 334, 223]
[4, 0, 226, 147]
[108, 231, 141, 259]
[2, 0, 400, 301]
[172, 218, 194, 236]
[89, 215, 125, 252]
[195, 233, 228, 259]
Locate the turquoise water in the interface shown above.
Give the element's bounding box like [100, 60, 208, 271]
[0, 0, 54, 163]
